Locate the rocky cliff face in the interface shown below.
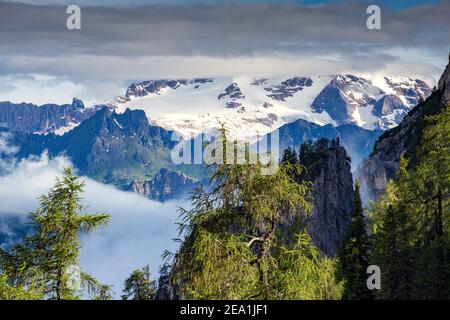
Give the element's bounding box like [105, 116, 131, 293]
[304, 144, 354, 257]
[263, 76, 313, 101]
[311, 75, 381, 124]
[311, 74, 431, 129]
[274, 119, 382, 170]
[280, 140, 354, 256]
[12, 107, 176, 187]
[373, 94, 407, 117]
[357, 56, 450, 201]
[439, 53, 450, 106]
[0, 98, 98, 134]
[129, 168, 198, 202]
[123, 79, 214, 100]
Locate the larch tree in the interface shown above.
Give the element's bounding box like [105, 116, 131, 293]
[122, 265, 157, 300]
[0, 168, 111, 300]
[168, 131, 342, 300]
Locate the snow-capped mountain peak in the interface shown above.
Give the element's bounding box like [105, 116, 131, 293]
[124, 78, 214, 100]
[110, 74, 431, 141]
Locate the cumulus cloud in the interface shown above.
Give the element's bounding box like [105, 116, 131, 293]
[0, 74, 124, 106]
[0, 74, 89, 106]
[79, 183, 185, 297]
[0, 150, 185, 297]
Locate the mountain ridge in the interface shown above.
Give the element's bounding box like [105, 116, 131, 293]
[111, 74, 430, 141]
[357, 56, 450, 201]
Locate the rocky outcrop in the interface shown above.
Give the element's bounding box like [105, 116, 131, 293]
[12, 107, 176, 186]
[279, 140, 354, 256]
[0, 98, 99, 134]
[264, 77, 313, 101]
[268, 118, 382, 170]
[439, 53, 450, 107]
[384, 77, 431, 107]
[311, 74, 431, 129]
[124, 79, 214, 100]
[373, 94, 407, 117]
[218, 82, 245, 100]
[311, 75, 381, 124]
[357, 55, 450, 202]
[303, 143, 354, 257]
[129, 168, 198, 202]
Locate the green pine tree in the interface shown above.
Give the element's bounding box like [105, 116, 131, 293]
[410, 105, 450, 299]
[122, 265, 157, 300]
[368, 106, 450, 299]
[0, 273, 43, 300]
[0, 168, 111, 300]
[168, 131, 342, 300]
[339, 182, 372, 300]
[369, 158, 415, 299]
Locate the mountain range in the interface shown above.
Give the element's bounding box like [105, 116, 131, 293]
[357, 56, 450, 201]
[0, 72, 433, 201]
[0, 98, 100, 135]
[110, 74, 430, 140]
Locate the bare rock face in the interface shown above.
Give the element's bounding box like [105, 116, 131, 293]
[129, 168, 198, 202]
[265, 77, 313, 101]
[439, 53, 450, 107]
[125, 79, 213, 99]
[357, 55, 450, 202]
[305, 145, 354, 257]
[0, 99, 99, 134]
[373, 94, 407, 117]
[311, 75, 382, 124]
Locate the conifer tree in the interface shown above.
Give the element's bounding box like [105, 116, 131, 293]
[0, 274, 43, 300]
[281, 147, 300, 181]
[414, 106, 450, 239]
[282, 147, 299, 165]
[411, 106, 450, 298]
[0, 168, 111, 300]
[369, 159, 416, 299]
[122, 265, 157, 300]
[339, 182, 372, 300]
[169, 131, 342, 300]
[368, 106, 450, 299]
[274, 231, 344, 300]
[155, 263, 172, 300]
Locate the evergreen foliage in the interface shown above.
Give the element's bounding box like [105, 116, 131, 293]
[339, 183, 372, 300]
[0, 168, 111, 300]
[168, 132, 343, 300]
[369, 106, 450, 299]
[122, 265, 157, 300]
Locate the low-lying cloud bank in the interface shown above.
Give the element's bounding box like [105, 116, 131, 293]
[0, 151, 186, 297]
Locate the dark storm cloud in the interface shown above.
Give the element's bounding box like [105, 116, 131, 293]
[0, 0, 448, 58]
